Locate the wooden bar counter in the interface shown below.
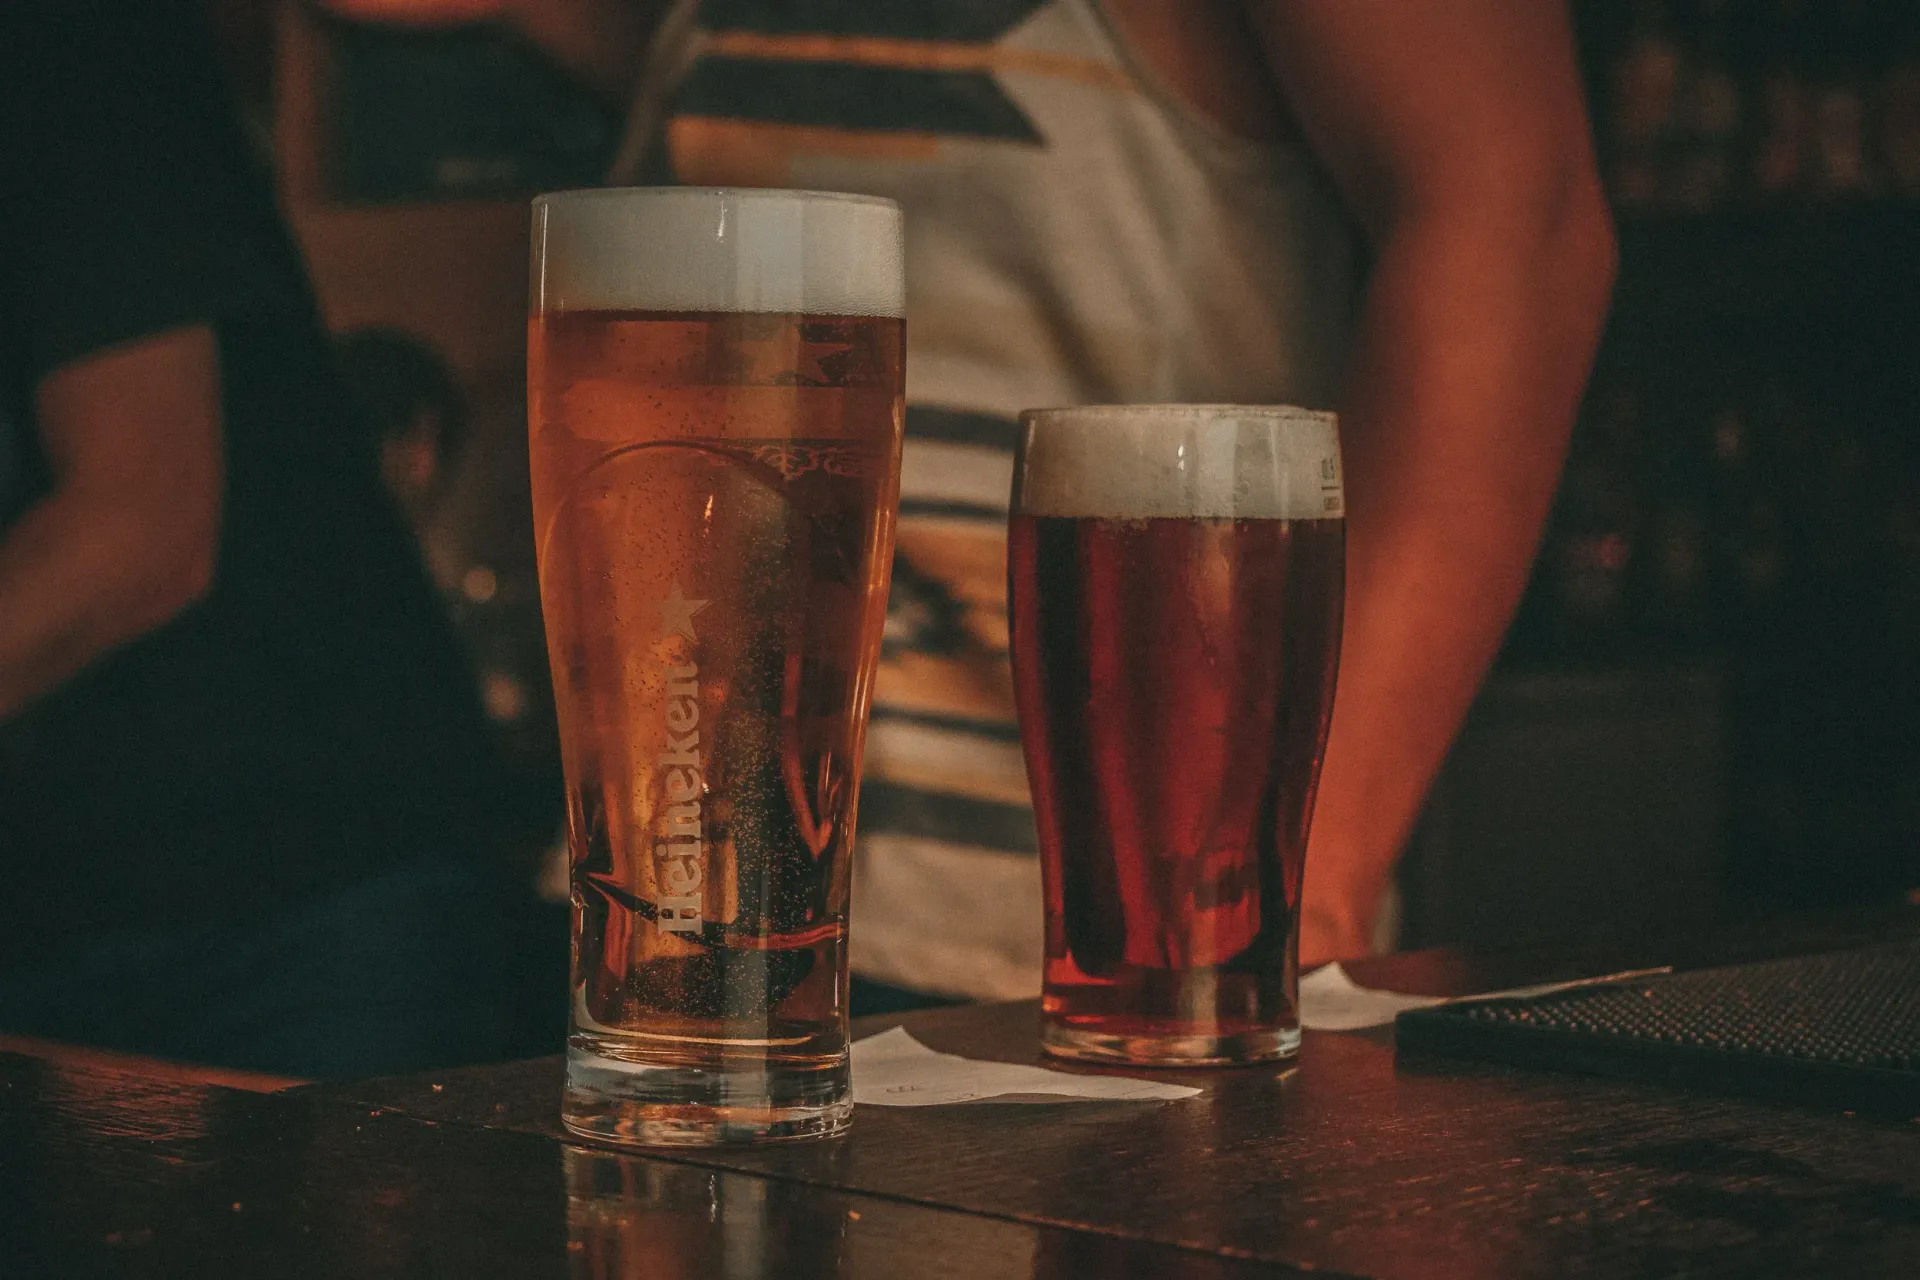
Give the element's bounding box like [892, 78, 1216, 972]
[4, 906, 1917, 1277]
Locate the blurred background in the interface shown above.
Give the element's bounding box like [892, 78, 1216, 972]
[203, 0, 1920, 956]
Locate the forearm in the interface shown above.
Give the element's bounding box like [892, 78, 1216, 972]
[0, 488, 214, 720]
[1303, 203, 1615, 956]
[1, 325, 225, 722]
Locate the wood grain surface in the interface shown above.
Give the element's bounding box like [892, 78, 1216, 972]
[307, 906, 1920, 1279]
[0, 1049, 1292, 1278]
[10, 908, 1917, 1277]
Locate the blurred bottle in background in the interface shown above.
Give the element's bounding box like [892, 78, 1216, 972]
[1594, 0, 1920, 210]
[1669, 0, 1746, 211]
[1547, 388, 1644, 660]
[1752, 0, 1814, 198]
[1807, 0, 1880, 199]
[1611, 0, 1685, 210]
[1635, 379, 1716, 651]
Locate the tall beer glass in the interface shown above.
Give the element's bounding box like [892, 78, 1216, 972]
[1009, 406, 1344, 1066]
[529, 188, 905, 1144]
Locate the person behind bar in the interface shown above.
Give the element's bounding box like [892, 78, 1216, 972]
[0, 1, 514, 1076]
[332, 0, 1616, 1004]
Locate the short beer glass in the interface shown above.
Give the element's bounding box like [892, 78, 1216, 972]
[530, 188, 905, 1144]
[1009, 406, 1345, 1066]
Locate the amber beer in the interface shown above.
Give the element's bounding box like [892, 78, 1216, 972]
[1009, 406, 1345, 1065]
[529, 189, 904, 1145]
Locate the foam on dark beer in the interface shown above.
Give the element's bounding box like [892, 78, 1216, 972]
[1014, 405, 1343, 521]
[531, 187, 906, 319]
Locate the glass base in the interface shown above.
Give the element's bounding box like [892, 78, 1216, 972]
[562, 1043, 851, 1148]
[1041, 1019, 1301, 1067]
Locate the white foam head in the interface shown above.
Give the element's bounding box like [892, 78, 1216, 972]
[1014, 405, 1344, 520]
[532, 187, 905, 318]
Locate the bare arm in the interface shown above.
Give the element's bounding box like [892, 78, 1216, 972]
[1247, 1, 1618, 961]
[0, 325, 223, 720]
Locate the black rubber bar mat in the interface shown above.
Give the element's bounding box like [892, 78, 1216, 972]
[1394, 941, 1920, 1115]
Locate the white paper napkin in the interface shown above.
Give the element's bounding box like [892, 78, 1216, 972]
[850, 1026, 1202, 1107]
[1300, 963, 1448, 1031]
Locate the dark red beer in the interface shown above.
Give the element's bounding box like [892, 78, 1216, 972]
[1008, 406, 1344, 1065]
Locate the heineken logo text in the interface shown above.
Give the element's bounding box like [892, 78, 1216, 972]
[655, 582, 709, 933]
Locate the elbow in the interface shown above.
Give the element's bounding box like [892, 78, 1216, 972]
[133, 522, 220, 636]
[1494, 139, 1618, 330]
[1411, 146, 1619, 323]
[1545, 171, 1619, 325]
[171, 538, 219, 614]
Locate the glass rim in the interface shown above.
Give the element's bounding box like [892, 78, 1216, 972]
[1020, 404, 1336, 428]
[532, 185, 903, 215]
[1013, 403, 1344, 520]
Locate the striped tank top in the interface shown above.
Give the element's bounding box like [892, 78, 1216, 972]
[618, 0, 1361, 998]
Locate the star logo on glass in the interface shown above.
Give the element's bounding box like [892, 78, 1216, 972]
[658, 581, 709, 640]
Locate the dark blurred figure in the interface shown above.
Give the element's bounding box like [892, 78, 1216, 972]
[336, 325, 471, 531]
[336, 323, 573, 1055]
[0, 1, 514, 1077]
